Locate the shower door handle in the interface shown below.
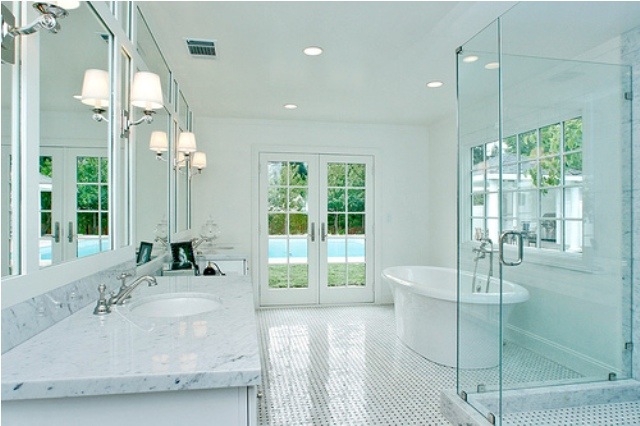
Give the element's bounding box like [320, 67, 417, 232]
[499, 231, 523, 266]
[310, 222, 316, 242]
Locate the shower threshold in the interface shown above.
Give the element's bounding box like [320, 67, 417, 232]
[441, 380, 640, 425]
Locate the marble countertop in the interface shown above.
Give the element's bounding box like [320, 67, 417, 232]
[2, 276, 261, 401]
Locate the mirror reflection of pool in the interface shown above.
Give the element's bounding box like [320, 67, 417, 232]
[39, 238, 112, 266]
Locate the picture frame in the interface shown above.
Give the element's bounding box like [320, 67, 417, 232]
[170, 241, 196, 270]
[136, 241, 153, 265]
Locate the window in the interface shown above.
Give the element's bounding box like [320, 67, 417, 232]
[471, 117, 583, 253]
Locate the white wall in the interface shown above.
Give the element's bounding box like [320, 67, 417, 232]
[190, 117, 430, 304]
[425, 116, 458, 269]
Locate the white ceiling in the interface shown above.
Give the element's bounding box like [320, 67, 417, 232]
[138, 1, 640, 127]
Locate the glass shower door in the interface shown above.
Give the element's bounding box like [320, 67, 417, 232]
[457, 12, 633, 425]
[456, 18, 504, 422]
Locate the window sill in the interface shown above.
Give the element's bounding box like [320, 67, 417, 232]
[460, 241, 616, 274]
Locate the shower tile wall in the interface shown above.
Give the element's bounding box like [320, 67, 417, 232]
[622, 24, 640, 381]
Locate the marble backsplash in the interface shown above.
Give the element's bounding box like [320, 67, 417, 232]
[1, 260, 141, 354]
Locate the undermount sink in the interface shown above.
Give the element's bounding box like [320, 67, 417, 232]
[126, 293, 222, 318]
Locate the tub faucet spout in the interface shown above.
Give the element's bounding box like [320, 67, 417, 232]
[471, 237, 493, 293]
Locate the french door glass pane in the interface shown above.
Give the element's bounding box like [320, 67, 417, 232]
[76, 156, 109, 258]
[39, 156, 53, 267]
[267, 161, 309, 289]
[326, 162, 367, 288]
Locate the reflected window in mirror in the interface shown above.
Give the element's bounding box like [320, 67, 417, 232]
[38, 2, 112, 268]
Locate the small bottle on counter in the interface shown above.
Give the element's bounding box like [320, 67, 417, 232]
[203, 261, 216, 276]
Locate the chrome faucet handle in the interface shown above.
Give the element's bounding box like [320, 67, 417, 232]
[117, 272, 133, 281]
[93, 284, 111, 315]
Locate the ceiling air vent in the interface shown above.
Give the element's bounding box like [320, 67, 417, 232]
[186, 39, 217, 58]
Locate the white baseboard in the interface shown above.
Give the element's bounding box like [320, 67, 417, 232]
[505, 324, 617, 378]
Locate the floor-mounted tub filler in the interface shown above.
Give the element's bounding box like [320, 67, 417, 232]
[382, 266, 529, 369]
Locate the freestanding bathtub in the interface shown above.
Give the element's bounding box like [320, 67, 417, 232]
[382, 266, 529, 369]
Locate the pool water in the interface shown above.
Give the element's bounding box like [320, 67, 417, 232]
[269, 237, 364, 259]
[39, 238, 111, 261]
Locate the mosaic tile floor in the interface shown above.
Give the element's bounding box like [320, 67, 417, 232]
[257, 305, 454, 425]
[256, 305, 594, 426]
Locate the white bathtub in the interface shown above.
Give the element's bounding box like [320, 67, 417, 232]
[382, 266, 529, 369]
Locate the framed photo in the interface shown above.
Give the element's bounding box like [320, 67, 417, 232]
[136, 241, 153, 265]
[170, 241, 196, 270]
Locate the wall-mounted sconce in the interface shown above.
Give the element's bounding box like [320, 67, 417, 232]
[77, 70, 163, 131]
[191, 151, 207, 174]
[121, 71, 164, 138]
[149, 131, 168, 160]
[1, 2, 80, 64]
[173, 132, 207, 177]
[78, 69, 109, 122]
[177, 131, 197, 155]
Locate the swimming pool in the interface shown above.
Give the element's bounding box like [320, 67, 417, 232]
[39, 238, 111, 262]
[269, 237, 365, 260]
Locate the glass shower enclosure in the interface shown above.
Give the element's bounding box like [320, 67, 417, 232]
[456, 6, 633, 425]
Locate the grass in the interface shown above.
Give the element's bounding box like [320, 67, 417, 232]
[268, 263, 366, 289]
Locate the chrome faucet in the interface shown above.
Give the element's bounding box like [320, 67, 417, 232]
[108, 275, 158, 306]
[471, 235, 494, 293]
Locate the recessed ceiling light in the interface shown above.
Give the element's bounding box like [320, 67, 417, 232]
[303, 46, 323, 56]
[283, 104, 298, 110]
[485, 62, 500, 70]
[426, 81, 444, 88]
[462, 55, 479, 63]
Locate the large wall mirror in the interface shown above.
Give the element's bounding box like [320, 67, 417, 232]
[1, 1, 19, 277]
[135, 107, 170, 258]
[38, 3, 112, 268]
[1, 2, 197, 306]
[135, 7, 172, 260]
[175, 90, 191, 234]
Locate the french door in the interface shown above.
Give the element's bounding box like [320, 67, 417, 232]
[39, 147, 110, 267]
[259, 153, 374, 305]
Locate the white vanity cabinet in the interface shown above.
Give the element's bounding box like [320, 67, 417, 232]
[2, 277, 261, 426]
[3, 386, 258, 426]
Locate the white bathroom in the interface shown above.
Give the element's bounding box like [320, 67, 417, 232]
[2, 2, 640, 425]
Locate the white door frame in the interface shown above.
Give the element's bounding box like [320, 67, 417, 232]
[257, 151, 375, 306]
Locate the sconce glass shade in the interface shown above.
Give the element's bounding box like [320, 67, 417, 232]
[192, 151, 207, 170]
[149, 131, 168, 153]
[177, 132, 197, 153]
[80, 69, 109, 108]
[131, 71, 163, 110]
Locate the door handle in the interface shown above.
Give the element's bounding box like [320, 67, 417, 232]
[321, 222, 327, 242]
[53, 221, 60, 243]
[310, 222, 316, 242]
[68, 221, 74, 243]
[499, 231, 523, 266]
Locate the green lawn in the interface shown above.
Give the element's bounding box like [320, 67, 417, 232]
[268, 263, 366, 288]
